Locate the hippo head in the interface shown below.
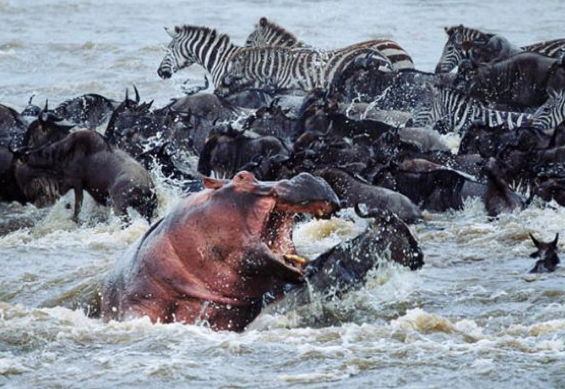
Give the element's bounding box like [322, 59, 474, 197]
[203, 171, 340, 282]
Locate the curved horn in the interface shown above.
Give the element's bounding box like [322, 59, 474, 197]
[529, 233, 541, 248]
[133, 86, 140, 103]
[124, 87, 129, 102]
[553, 233, 559, 246]
[28, 94, 36, 106]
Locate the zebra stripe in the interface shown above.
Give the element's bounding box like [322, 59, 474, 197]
[532, 90, 565, 130]
[522, 39, 565, 58]
[158, 24, 394, 92]
[411, 87, 532, 133]
[157, 25, 244, 87]
[218, 46, 393, 95]
[436, 25, 565, 73]
[436, 25, 493, 73]
[245, 17, 414, 70]
[245, 17, 306, 48]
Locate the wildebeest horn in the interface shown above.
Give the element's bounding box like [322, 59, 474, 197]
[529, 233, 541, 248]
[133, 86, 140, 103]
[553, 233, 559, 246]
[44, 99, 49, 111]
[28, 94, 36, 106]
[124, 88, 129, 102]
[164, 27, 175, 38]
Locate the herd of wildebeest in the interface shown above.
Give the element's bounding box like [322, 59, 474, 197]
[2, 19, 564, 330]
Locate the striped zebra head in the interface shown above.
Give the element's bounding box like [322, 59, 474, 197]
[409, 84, 446, 127]
[436, 26, 466, 73]
[158, 26, 190, 79]
[532, 90, 565, 130]
[245, 17, 302, 48]
[157, 25, 231, 80]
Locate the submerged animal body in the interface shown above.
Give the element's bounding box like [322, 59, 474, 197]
[100, 171, 340, 331]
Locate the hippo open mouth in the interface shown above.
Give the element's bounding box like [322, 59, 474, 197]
[259, 173, 341, 280]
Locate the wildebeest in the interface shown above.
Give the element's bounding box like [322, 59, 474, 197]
[18, 130, 157, 222]
[0, 104, 27, 148]
[456, 53, 565, 109]
[528, 233, 560, 273]
[197, 125, 289, 178]
[264, 204, 424, 314]
[53, 93, 118, 129]
[314, 167, 422, 223]
[373, 158, 524, 216]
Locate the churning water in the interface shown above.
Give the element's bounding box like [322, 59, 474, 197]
[1, 0, 565, 388]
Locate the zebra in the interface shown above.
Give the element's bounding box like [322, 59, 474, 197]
[436, 25, 565, 73]
[244, 17, 415, 70]
[217, 45, 393, 96]
[158, 24, 393, 91]
[532, 90, 565, 130]
[410, 86, 532, 133]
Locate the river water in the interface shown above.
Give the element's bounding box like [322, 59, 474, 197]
[1, 0, 565, 388]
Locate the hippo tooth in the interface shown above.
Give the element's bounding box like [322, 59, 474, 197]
[283, 254, 307, 265]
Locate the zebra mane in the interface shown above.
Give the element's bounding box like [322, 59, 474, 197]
[255, 17, 301, 45]
[445, 25, 493, 41]
[175, 25, 233, 45]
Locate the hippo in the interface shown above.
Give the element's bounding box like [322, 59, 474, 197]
[100, 171, 340, 331]
[529, 233, 560, 273]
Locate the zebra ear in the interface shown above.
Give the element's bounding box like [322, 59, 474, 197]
[547, 88, 559, 99]
[164, 27, 175, 38]
[259, 17, 268, 27]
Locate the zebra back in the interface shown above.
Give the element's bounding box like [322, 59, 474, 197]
[245, 17, 305, 48]
[218, 45, 393, 95]
[413, 86, 531, 133]
[245, 17, 414, 70]
[522, 39, 565, 59]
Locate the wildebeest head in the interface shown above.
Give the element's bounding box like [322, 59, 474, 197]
[198, 124, 289, 179]
[104, 87, 153, 145]
[355, 204, 424, 270]
[20, 94, 42, 122]
[529, 233, 560, 273]
[22, 101, 75, 149]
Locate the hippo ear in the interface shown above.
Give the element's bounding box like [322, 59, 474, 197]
[203, 176, 227, 190]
